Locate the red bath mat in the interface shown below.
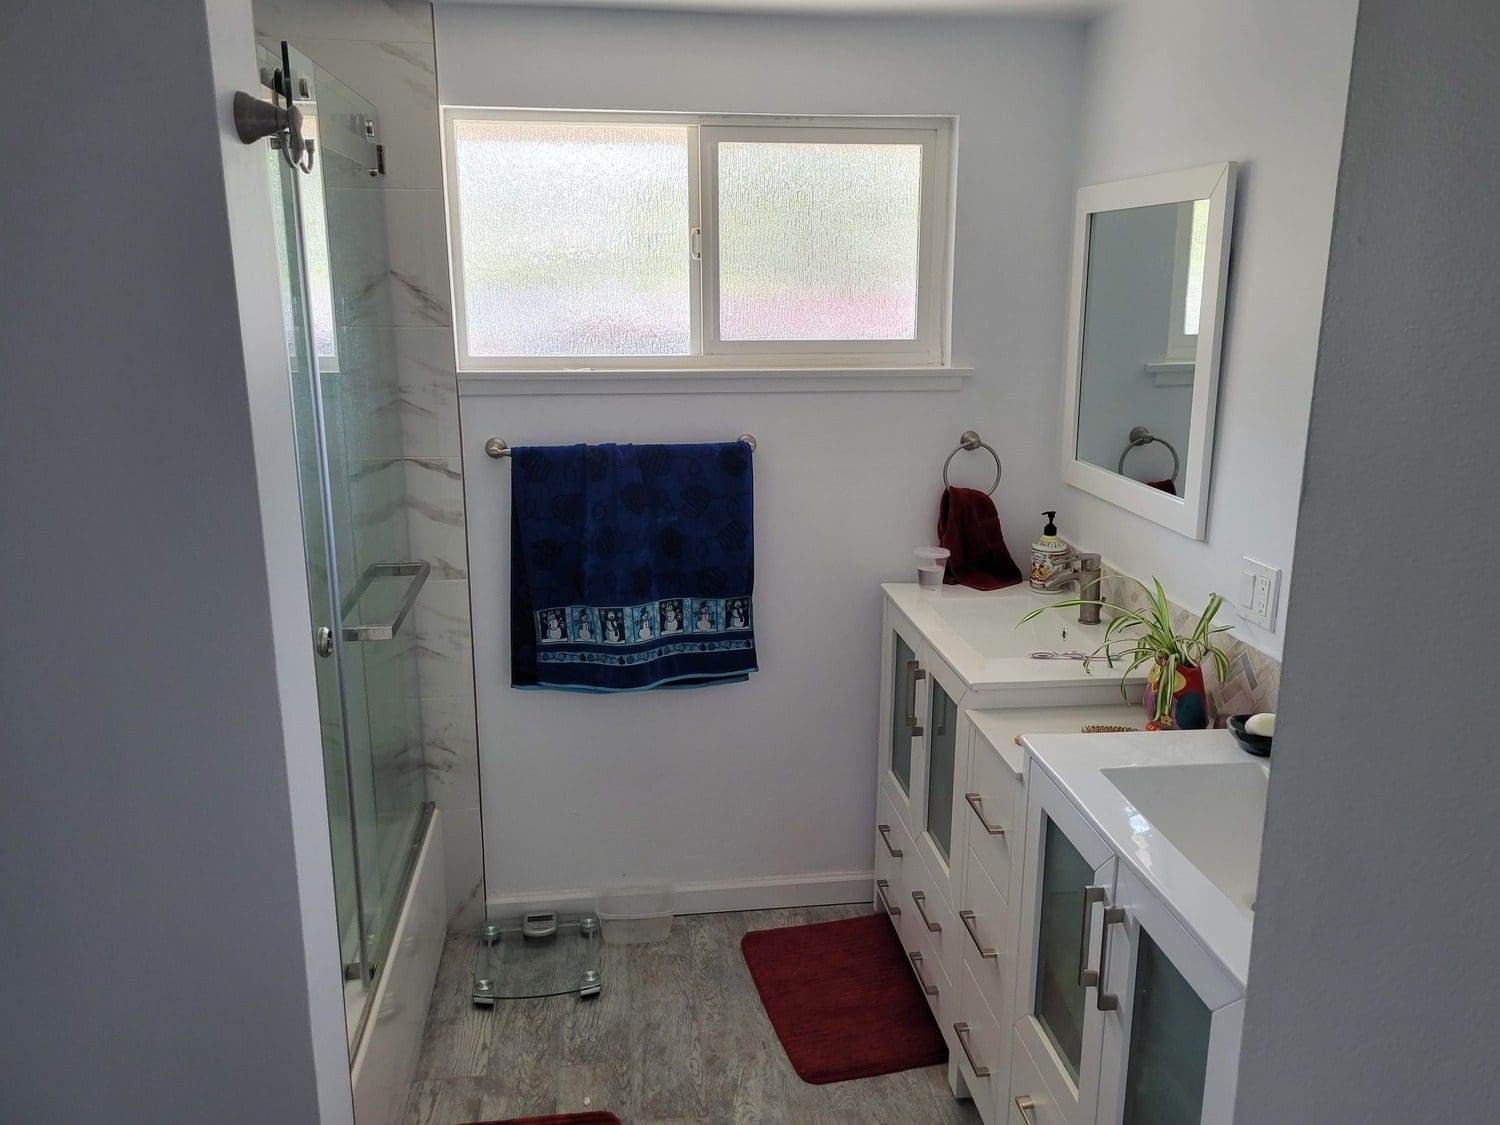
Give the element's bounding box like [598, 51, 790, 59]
[741, 912, 948, 1084]
[467, 1115, 620, 1125]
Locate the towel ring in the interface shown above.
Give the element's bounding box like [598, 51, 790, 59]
[1116, 425, 1181, 482]
[943, 430, 1002, 496]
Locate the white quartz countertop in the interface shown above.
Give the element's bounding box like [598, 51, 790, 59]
[884, 581, 1150, 692]
[1020, 729, 1267, 987]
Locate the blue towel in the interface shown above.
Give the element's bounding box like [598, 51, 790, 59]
[510, 441, 757, 692]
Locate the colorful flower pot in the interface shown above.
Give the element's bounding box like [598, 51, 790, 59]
[1143, 660, 1210, 730]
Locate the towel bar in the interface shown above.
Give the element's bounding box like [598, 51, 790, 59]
[485, 434, 757, 458]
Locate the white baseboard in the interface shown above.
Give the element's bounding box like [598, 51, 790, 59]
[486, 868, 875, 919]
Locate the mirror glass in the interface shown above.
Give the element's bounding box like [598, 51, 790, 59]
[1074, 199, 1209, 497]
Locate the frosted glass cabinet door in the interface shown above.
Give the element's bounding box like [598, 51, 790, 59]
[1013, 770, 1118, 1125]
[1097, 866, 1246, 1125]
[887, 629, 922, 799]
[924, 674, 959, 864]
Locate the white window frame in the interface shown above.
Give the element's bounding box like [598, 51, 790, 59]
[441, 108, 954, 373]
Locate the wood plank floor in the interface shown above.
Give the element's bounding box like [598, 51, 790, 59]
[400, 905, 983, 1125]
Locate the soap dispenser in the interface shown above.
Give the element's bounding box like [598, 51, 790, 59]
[1030, 511, 1070, 591]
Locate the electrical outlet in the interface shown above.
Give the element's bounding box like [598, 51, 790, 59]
[1237, 557, 1281, 630]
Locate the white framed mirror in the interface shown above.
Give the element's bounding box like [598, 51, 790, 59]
[1060, 162, 1236, 540]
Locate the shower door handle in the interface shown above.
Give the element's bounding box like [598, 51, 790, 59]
[340, 561, 430, 642]
[315, 626, 334, 658]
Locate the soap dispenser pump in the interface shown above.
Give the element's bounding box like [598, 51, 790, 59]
[1030, 511, 1070, 591]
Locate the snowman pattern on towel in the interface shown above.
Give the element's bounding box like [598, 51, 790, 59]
[725, 597, 751, 631]
[693, 600, 719, 632]
[540, 597, 751, 647]
[540, 609, 568, 642]
[660, 599, 684, 635]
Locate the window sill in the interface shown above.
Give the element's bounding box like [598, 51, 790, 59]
[457, 366, 973, 396]
[1145, 360, 1196, 386]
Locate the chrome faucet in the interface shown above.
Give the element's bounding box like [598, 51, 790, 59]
[1043, 551, 1104, 625]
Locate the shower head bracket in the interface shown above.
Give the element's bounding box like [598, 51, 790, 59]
[233, 42, 315, 174]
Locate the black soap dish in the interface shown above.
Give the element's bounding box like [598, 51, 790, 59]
[1227, 714, 1272, 758]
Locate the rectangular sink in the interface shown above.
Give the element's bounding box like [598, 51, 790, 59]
[930, 592, 1111, 659]
[1101, 762, 1268, 916]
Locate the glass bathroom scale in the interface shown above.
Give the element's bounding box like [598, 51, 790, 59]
[472, 913, 603, 1004]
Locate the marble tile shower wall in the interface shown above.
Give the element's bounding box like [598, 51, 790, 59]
[256, 0, 484, 927]
[1099, 564, 1281, 721]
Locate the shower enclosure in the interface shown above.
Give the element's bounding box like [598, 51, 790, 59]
[262, 44, 431, 1050]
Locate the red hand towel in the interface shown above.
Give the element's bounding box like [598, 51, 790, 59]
[1148, 478, 1178, 495]
[937, 487, 1024, 591]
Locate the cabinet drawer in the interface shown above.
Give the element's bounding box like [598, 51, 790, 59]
[955, 960, 1004, 1125]
[906, 839, 960, 982]
[961, 845, 1012, 1017]
[876, 785, 913, 879]
[875, 790, 913, 942]
[1007, 1033, 1067, 1125]
[967, 733, 1023, 896]
[907, 915, 953, 1030]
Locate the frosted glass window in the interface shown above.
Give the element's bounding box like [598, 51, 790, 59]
[717, 142, 923, 341]
[442, 111, 951, 369]
[1181, 199, 1209, 337]
[451, 119, 691, 357]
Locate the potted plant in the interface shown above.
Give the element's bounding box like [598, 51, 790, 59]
[1019, 577, 1232, 729]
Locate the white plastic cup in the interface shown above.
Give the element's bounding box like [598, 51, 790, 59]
[915, 546, 950, 589]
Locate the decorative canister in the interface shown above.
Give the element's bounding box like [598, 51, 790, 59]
[1143, 660, 1210, 730]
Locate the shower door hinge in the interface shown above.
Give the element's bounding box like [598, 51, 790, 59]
[369, 143, 386, 178]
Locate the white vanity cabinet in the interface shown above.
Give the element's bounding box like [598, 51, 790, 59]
[1096, 865, 1245, 1124]
[873, 585, 1146, 1122]
[1009, 767, 1247, 1125]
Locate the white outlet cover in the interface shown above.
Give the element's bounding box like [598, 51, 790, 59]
[1238, 557, 1281, 630]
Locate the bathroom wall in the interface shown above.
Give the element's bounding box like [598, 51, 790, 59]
[1067, 0, 1360, 660]
[437, 5, 1089, 909]
[254, 0, 485, 927]
[2, 0, 350, 1118]
[1238, 1, 1500, 1118]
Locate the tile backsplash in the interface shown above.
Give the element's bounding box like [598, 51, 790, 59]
[1099, 564, 1281, 722]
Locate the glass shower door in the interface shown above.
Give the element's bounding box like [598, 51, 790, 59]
[263, 44, 430, 1052]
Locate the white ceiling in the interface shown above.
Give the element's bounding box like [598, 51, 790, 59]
[435, 0, 1115, 16]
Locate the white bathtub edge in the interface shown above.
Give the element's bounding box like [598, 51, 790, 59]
[351, 810, 447, 1125]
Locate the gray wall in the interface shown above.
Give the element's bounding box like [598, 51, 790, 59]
[0, 1, 350, 1119]
[1237, 0, 1500, 1119]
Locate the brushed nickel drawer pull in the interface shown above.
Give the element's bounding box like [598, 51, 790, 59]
[953, 1022, 991, 1078]
[964, 792, 1006, 835]
[1078, 885, 1106, 987]
[908, 951, 938, 996]
[877, 824, 904, 858]
[911, 890, 942, 932]
[904, 660, 926, 736]
[1096, 905, 1127, 1011]
[876, 878, 901, 917]
[1014, 1096, 1039, 1124]
[958, 909, 998, 959]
